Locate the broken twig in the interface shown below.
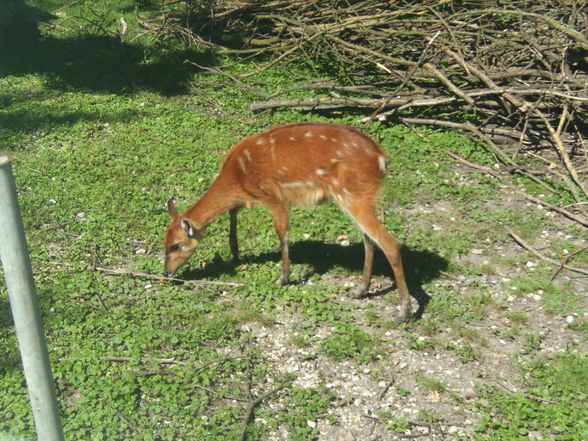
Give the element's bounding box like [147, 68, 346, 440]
[507, 228, 588, 276]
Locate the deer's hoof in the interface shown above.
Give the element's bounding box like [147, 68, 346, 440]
[275, 276, 289, 286]
[394, 305, 412, 324]
[353, 286, 368, 299]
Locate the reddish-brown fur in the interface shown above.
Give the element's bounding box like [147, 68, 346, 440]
[164, 122, 412, 322]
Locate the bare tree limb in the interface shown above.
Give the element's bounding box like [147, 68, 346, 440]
[94, 266, 246, 288]
[507, 228, 588, 276]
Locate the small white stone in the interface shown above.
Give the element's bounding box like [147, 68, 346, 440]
[566, 316, 575, 324]
[307, 420, 316, 429]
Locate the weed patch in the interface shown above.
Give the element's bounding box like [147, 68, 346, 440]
[475, 354, 588, 440]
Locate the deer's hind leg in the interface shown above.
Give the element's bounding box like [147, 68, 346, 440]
[265, 203, 291, 286]
[355, 233, 375, 299]
[341, 199, 412, 323]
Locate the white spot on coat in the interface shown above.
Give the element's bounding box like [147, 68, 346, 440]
[280, 182, 316, 188]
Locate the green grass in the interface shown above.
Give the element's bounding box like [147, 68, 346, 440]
[475, 354, 588, 441]
[507, 276, 581, 314]
[0, 1, 585, 440]
[319, 324, 382, 363]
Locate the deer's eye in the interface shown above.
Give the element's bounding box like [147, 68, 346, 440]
[169, 244, 180, 252]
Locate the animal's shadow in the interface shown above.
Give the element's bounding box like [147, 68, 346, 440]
[182, 241, 448, 320]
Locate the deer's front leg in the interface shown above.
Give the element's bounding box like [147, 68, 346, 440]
[229, 207, 240, 261]
[269, 204, 290, 286]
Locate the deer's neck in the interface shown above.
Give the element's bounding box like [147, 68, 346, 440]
[184, 177, 241, 229]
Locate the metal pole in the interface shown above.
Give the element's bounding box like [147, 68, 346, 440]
[0, 155, 65, 441]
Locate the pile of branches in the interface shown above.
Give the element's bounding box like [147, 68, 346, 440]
[138, 1, 588, 243]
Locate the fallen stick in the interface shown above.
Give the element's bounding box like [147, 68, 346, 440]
[94, 266, 246, 288]
[239, 386, 285, 441]
[519, 192, 588, 228]
[506, 228, 588, 276]
[424, 62, 474, 106]
[445, 150, 500, 178]
[551, 245, 588, 281]
[59, 355, 190, 364]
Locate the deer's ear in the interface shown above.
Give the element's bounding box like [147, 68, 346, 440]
[167, 199, 179, 219]
[180, 219, 196, 237]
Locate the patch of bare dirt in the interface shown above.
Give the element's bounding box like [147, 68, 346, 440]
[240, 193, 587, 440]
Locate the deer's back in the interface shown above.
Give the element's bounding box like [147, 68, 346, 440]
[223, 123, 387, 208]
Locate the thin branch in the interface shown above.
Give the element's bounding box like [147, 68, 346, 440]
[94, 266, 246, 288]
[463, 9, 588, 49]
[520, 192, 588, 227]
[507, 228, 588, 276]
[239, 386, 285, 441]
[551, 245, 588, 281]
[424, 62, 475, 106]
[445, 150, 500, 178]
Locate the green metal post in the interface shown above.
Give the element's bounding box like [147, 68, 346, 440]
[0, 155, 65, 441]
